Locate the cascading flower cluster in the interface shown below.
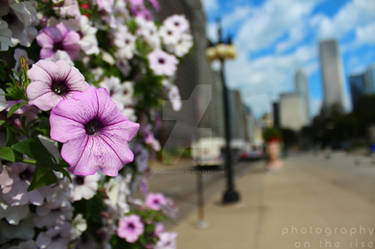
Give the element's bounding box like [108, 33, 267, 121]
[0, 0, 192, 248]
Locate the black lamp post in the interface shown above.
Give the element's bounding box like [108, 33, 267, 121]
[206, 19, 240, 204]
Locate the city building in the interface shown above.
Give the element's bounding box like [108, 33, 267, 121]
[158, 0, 224, 147]
[229, 89, 246, 141]
[318, 39, 346, 113]
[364, 64, 375, 93]
[348, 64, 375, 110]
[348, 73, 365, 109]
[294, 68, 310, 122]
[279, 93, 308, 131]
[272, 101, 280, 128]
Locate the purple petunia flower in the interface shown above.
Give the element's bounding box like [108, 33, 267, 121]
[36, 23, 80, 60]
[145, 193, 167, 211]
[117, 214, 144, 243]
[148, 49, 177, 76]
[50, 87, 140, 176]
[26, 60, 89, 111]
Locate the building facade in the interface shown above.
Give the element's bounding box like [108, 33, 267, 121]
[294, 68, 310, 122]
[158, 0, 224, 147]
[318, 39, 346, 113]
[349, 73, 365, 110]
[279, 93, 308, 131]
[364, 64, 375, 94]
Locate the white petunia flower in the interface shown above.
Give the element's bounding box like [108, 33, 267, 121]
[0, 196, 29, 225]
[168, 85, 182, 111]
[163, 15, 189, 33]
[34, 182, 73, 228]
[114, 31, 136, 60]
[136, 16, 160, 48]
[0, 88, 7, 112]
[7, 240, 38, 249]
[155, 232, 177, 249]
[69, 173, 101, 201]
[0, 217, 35, 244]
[45, 50, 74, 66]
[79, 15, 99, 55]
[159, 24, 180, 46]
[36, 222, 71, 249]
[167, 33, 193, 57]
[0, 19, 12, 51]
[0, 0, 38, 47]
[104, 174, 131, 215]
[71, 214, 87, 240]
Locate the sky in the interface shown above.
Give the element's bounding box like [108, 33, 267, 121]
[201, 0, 375, 118]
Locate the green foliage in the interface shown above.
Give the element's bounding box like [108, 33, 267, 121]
[262, 127, 282, 141]
[28, 166, 58, 191]
[0, 146, 16, 162]
[7, 101, 27, 118]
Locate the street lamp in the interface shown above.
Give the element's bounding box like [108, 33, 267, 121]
[206, 19, 240, 204]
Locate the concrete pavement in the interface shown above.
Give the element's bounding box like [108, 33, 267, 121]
[174, 152, 375, 249]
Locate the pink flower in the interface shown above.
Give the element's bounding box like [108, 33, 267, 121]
[50, 87, 140, 176]
[117, 214, 144, 243]
[148, 49, 177, 76]
[36, 23, 80, 60]
[145, 193, 166, 211]
[26, 60, 89, 111]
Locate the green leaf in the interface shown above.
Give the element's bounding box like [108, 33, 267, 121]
[28, 166, 58, 191]
[12, 138, 55, 165]
[0, 146, 15, 162]
[0, 120, 5, 126]
[7, 101, 27, 118]
[6, 126, 18, 146]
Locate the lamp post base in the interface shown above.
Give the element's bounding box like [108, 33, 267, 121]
[222, 189, 240, 204]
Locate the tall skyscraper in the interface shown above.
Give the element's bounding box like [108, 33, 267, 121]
[319, 39, 346, 113]
[348, 74, 365, 110]
[364, 64, 375, 93]
[279, 93, 308, 131]
[294, 68, 310, 122]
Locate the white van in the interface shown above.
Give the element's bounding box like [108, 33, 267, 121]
[191, 137, 225, 166]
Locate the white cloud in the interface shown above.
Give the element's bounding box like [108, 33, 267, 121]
[276, 23, 306, 53]
[225, 44, 317, 117]
[355, 22, 375, 45]
[222, 6, 252, 30]
[235, 0, 322, 53]
[201, 0, 218, 12]
[313, 0, 375, 39]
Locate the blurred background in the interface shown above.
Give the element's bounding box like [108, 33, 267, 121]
[148, 0, 375, 248]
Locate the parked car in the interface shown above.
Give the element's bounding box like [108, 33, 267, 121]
[239, 143, 264, 160]
[191, 137, 224, 166]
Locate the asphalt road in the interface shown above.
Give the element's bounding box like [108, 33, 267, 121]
[148, 159, 264, 227]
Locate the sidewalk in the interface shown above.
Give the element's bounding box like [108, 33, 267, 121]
[174, 153, 375, 249]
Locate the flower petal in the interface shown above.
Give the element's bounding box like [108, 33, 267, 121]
[27, 63, 52, 83]
[62, 136, 123, 176]
[40, 48, 55, 59]
[65, 67, 88, 91]
[29, 91, 62, 111]
[51, 87, 98, 124]
[36, 32, 53, 48]
[95, 88, 129, 125]
[50, 113, 86, 143]
[26, 81, 52, 102]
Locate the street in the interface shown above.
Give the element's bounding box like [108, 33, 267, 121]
[148, 159, 260, 225]
[150, 152, 375, 249]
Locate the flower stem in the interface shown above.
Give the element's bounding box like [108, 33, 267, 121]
[22, 158, 37, 165]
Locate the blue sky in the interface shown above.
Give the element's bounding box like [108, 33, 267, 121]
[202, 0, 375, 118]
